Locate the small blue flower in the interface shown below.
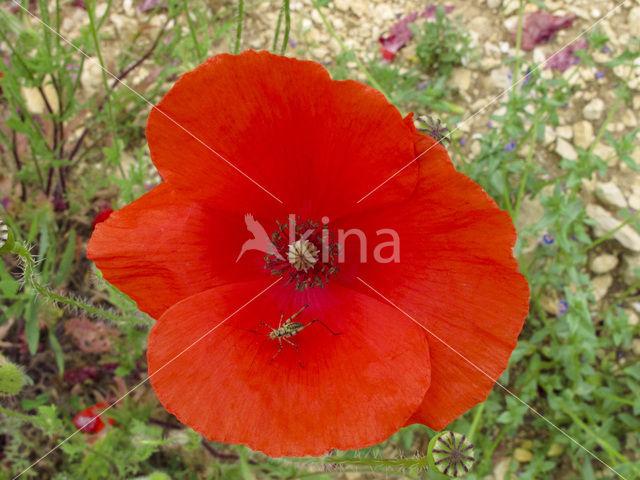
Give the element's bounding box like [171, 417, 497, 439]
[543, 233, 555, 245]
[595, 71, 604, 79]
[486, 121, 493, 128]
[417, 81, 428, 89]
[558, 300, 569, 317]
[289, 39, 297, 48]
[601, 45, 611, 54]
[505, 141, 516, 152]
[459, 137, 467, 147]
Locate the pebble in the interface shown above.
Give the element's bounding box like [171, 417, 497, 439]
[556, 125, 573, 140]
[592, 275, 613, 302]
[514, 448, 533, 463]
[555, 138, 578, 161]
[627, 310, 639, 326]
[583, 98, 605, 120]
[622, 254, 640, 285]
[450, 68, 472, 91]
[623, 110, 637, 128]
[595, 182, 628, 209]
[487, 0, 502, 8]
[590, 254, 618, 274]
[586, 205, 640, 252]
[548, 443, 564, 457]
[628, 194, 640, 211]
[572, 120, 594, 150]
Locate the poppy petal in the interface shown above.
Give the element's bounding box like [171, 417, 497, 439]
[333, 127, 529, 429]
[146, 50, 419, 220]
[87, 183, 264, 318]
[147, 280, 431, 456]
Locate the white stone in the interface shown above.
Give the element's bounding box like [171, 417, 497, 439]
[593, 144, 617, 166]
[544, 125, 557, 146]
[573, 120, 594, 150]
[592, 275, 613, 302]
[583, 98, 605, 120]
[514, 448, 533, 463]
[595, 182, 628, 209]
[487, 0, 502, 8]
[630, 7, 640, 28]
[622, 254, 640, 285]
[556, 125, 573, 139]
[590, 254, 618, 274]
[627, 310, 639, 326]
[556, 138, 578, 160]
[623, 110, 637, 128]
[628, 194, 640, 210]
[450, 68, 472, 91]
[586, 205, 640, 252]
[20, 76, 59, 115]
[490, 66, 513, 90]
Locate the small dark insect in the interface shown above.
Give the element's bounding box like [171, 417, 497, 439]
[258, 304, 341, 367]
[417, 115, 451, 145]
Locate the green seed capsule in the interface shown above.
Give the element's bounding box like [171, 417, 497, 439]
[427, 431, 475, 478]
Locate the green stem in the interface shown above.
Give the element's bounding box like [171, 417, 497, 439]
[313, 3, 390, 98]
[87, 0, 124, 179]
[272, 5, 284, 52]
[580, 210, 639, 253]
[513, 110, 540, 223]
[184, 0, 203, 61]
[511, 0, 525, 93]
[13, 242, 142, 324]
[468, 402, 485, 441]
[279, 0, 290, 55]
[234, 0, 244, 55]
[0, 405, 33, 423]
[561, 407, 628, 464]
[284, 454, 429, 471]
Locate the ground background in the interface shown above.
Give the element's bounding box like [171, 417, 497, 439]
[1, 0, 639, 479]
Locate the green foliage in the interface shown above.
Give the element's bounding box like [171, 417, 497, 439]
[412, 6, 472, 77]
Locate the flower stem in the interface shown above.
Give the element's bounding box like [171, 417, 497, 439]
[513, 109, 540, 223]
[272, 5, 284, 52]
[0, 405, 33, 423]
[12, 241, 142, 324]
[234, 0, 244, 55]
[279, 0, 290, 55]
[284, 454, 429, 471]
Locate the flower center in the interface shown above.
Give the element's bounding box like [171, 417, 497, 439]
[265, 216, 339, 291]
[287, 239, 318, 272]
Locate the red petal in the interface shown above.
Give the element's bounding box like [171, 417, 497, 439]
[146, 50, 419, 220]
[87, 182, 264, 318]
[333, 122, 529, 429]
[147, 281, 431, 456]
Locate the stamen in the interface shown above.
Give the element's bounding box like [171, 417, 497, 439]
[288, 239, 319, 272]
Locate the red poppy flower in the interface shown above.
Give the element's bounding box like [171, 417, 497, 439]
[73, 402, 115, 434]
[87, 50, 529, 456]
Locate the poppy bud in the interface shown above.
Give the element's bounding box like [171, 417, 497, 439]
[0, 357, 26, 397]
[427, 431, 475, 478]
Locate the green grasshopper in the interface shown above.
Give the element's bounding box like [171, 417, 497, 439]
[259, 304, 341, 367]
